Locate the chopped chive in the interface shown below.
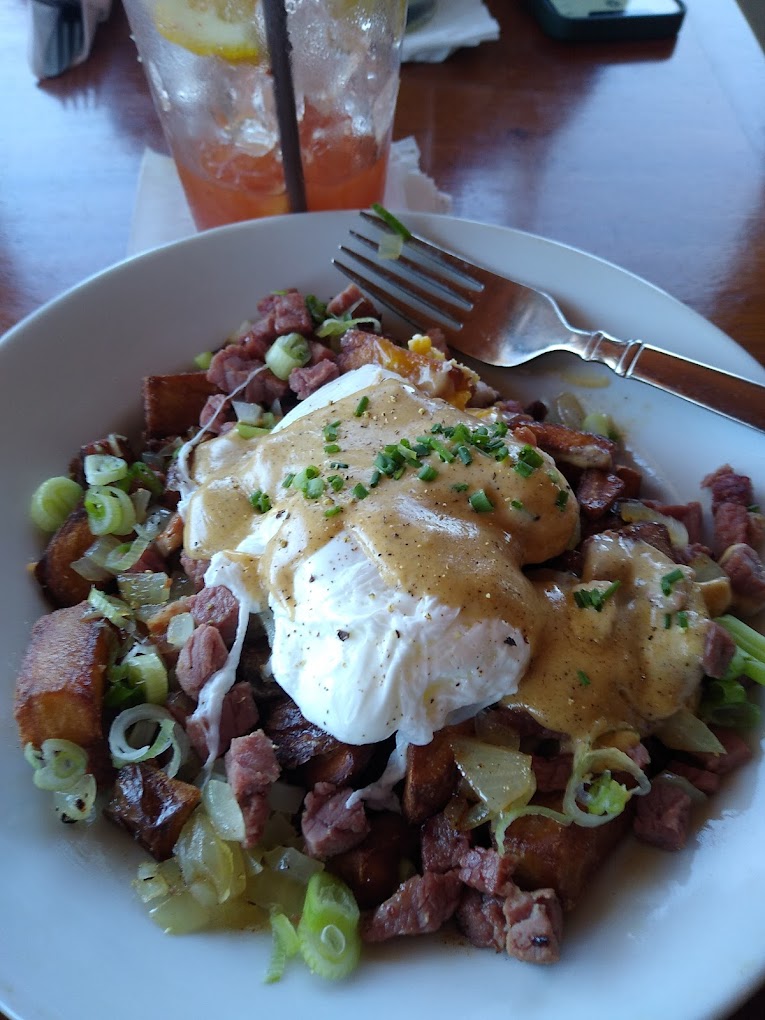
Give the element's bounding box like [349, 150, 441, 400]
[324, 505, 343, 518]
[304, 477, 326, 500]
[327, 475, 344, 492]
[193, 351, 213, 371]
[469, 489, 494, 513]
[664, 613, 673, 629]
[492, 420, 508, 437]
[413, 443, 431, 458]
[510, 499, 525, 511]
[493, 446, 510, 462]
[555, 490, 569, 510]
[514, 461, 534, 478]
[323, 420, 341, 441]
[661, 568, 685, 596]
[392, 466, 406, 480]
[518, 444, 544, 469]
[418, 464, 438, 482]
[430, 438, 455, 463]
[574, 580, 621, 612]
[452, 483, 469, 493]
[369, 469, 381, 488]
[677, 611, 689, 629]
[324, 443, 341, 455]
[577, 670, 591, 687]
[430, 423, 444, 434]
[456, 445, 473, 465]
[249, 490, 272, 514]
[282, 473, 295, 488]
[329, 461, 349, 470]
[352, 483, 369, 500]
[354, 396, 369, 417]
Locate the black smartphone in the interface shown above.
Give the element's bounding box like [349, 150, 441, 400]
[525, 0, 686, 42]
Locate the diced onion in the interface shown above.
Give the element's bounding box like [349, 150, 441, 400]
[70, 535, 124, 581]
[86, 588, 134, 629]
[619, 499, 689, 549]
[654, 707, 725, 754]
[104, 535, 151, 574]
[549, 392, 584, 430]
[203, 778, 246, 842]
[175, 809, 246, 907]
[166, 612, 196, 649]
[117, 571, 172, 608]
[450, 736, 536, 827]
[262, 846, 324, 885]
[231, 400, 264, 424]
[135, 507, 174, 541]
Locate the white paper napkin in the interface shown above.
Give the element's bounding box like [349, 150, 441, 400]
[127, 136, 452, 257]
[28, 0, 111, 79]
[402, 0, 500, 63]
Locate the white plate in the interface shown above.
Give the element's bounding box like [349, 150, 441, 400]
[2, 211, 765, 1020]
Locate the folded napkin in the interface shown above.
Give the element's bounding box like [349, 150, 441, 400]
[402, 0, 500, 63]
[127, 136, 452, 257]
[28, 0, 111, 79]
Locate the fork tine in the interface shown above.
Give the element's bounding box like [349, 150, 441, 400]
[332, 257, 435, 333]
[359, 209, 493, 288]
[336, 245, 467, 329]
[348, 229, 476, 308]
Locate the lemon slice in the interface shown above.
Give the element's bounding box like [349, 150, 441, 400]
[154, 0, 264, 61]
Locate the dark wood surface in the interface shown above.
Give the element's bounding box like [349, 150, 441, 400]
[1, 0, 764, 1016]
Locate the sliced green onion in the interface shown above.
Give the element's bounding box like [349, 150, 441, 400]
[103, 535, 151, 573]
[377, 231, 404, 260]
[583, 770, 630, 817]
[327, 475, 344, 492]
[109, 704, 187, 776]
[54, 772, 97, 822]
[324, 443, 341, 455]
[324, 506, 343, 518]
[316, 316, 381, 339]
[84, 484, 137, 536]
[700, 677, 761, 729]
[265, 333, 311, 381]
[122, 647, 169, 705]
[87, 588, 134, 628]
[352, 483, 369, 500]
[27, 739, 88, 792]
[417, 464, 438, 482]
[370, 202, 412, 240]
[562, 744, 650, 828]
[297, 872, 361, 981]
[716, 615, 765, 667]
[266, 912, 300, 983]
[237, 423, 271, 439]
[84, 454, 128, 486]
[354, 395, 369, 417]
[30, 476, 83, 533]
[469, 489, 494, 513]
[305, 295, 328, 326]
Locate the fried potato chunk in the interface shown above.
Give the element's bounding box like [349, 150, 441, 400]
[142, 372, 218, 439]
[14, 602, 115, 760]
[502, 794, 633, 910]
[35, 506, 95, 608]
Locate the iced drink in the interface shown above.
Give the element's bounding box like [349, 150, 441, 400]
[123, 0, 407, 228]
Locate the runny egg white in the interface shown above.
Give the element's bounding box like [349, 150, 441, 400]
[181, 364, 581, 751]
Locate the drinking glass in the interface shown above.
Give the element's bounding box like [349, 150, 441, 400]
[123, 0, 407, 229]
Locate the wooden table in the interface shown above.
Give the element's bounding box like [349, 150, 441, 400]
[1, 0, 764, 1016]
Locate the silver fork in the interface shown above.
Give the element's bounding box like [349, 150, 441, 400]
[334, 211, 765, 433]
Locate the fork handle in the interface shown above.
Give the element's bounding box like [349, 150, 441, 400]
[579, 332, 765, 432]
